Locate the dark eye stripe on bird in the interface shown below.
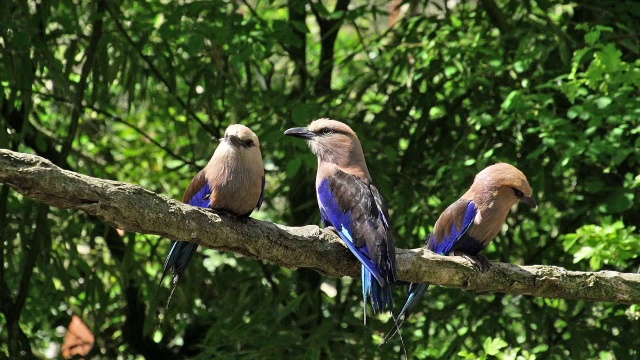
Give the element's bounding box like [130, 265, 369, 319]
[285, 118, 398, 322]
[243, 139, 254, 148]
[513, 187, 524, 198]
[156, 124, 265, 308]
[384, 162, 536, 343]
[317, 127, 350, 136]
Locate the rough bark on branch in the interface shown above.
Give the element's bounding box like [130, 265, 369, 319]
[1, 149, 639, 305]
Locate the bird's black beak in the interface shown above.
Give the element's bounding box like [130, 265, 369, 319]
[521, 196, 537, 209]
[226, 134, 243, 147]
[284, 127, 315, 140]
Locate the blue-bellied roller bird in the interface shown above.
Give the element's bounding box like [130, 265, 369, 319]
[159, 124, 265, 307]
[284, 119, 397, 318]
[386, 163, 536, 340]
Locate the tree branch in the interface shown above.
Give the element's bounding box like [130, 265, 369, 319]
[1, 149, 639, 305]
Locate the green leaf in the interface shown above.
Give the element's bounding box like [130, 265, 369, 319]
[501, 90, 521, 110]
[483, 337, 509, 356]
[594, 96, 612, 109]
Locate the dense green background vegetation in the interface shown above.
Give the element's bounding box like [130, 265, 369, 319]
[1, 0, 639, 358]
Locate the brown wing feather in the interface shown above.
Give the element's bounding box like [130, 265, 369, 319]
[182, 170, 207, 204]
[431, 198, 472, 244]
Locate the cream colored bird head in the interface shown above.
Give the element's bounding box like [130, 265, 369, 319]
[208, 124, 263, 170]
[284, 119, 369, 177]
[222, 124, 261, 150]
[468, 162, 536, 209]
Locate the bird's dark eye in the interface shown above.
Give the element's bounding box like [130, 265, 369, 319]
[320, 127, 334, 135]
[244, 139, 254, 147]
[512, 188, 524, 198]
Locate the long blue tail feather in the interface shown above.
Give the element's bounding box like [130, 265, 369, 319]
[383, 282, 429, 343]
[398, 282, 429, 320]
[362, 265, 394, 316]
[157, 241, 199, 307]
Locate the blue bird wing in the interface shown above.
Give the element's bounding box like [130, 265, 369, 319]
[427, 199, 477, 255]
[394, 200, 477, 325]
[317, 170, 396, 287]
[158, 170, 211, 307]
[183, 170, 213, 207]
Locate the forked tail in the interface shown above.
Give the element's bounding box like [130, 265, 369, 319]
[155, 241, 199, 307]
[383, 282, 430, 343]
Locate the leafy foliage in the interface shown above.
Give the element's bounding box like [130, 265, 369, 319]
[563, 217, 639, 270]
[1, 0, 639, 358]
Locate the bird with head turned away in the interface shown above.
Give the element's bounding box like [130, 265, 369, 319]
[158, 124, 265, 307]
[385, 163, 536, 341]
[284, 119, 398, 321]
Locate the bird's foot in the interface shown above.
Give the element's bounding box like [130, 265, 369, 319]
[235, 215, 250, 223]
[206, 209, 249, 222]
[453, 251, 492, 272]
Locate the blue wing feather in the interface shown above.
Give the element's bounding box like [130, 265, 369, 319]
[317, 181, 384, 285]
[428, 201, 477, 255]
[187, 182, 213, 207]
[395, 200, 477, 324]
[160, 167, 263, 307]
[159, 176, 213, 307]
[317, 172, 396, 314]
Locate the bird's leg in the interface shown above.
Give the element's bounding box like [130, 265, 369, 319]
[453, 251, 492, 272]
